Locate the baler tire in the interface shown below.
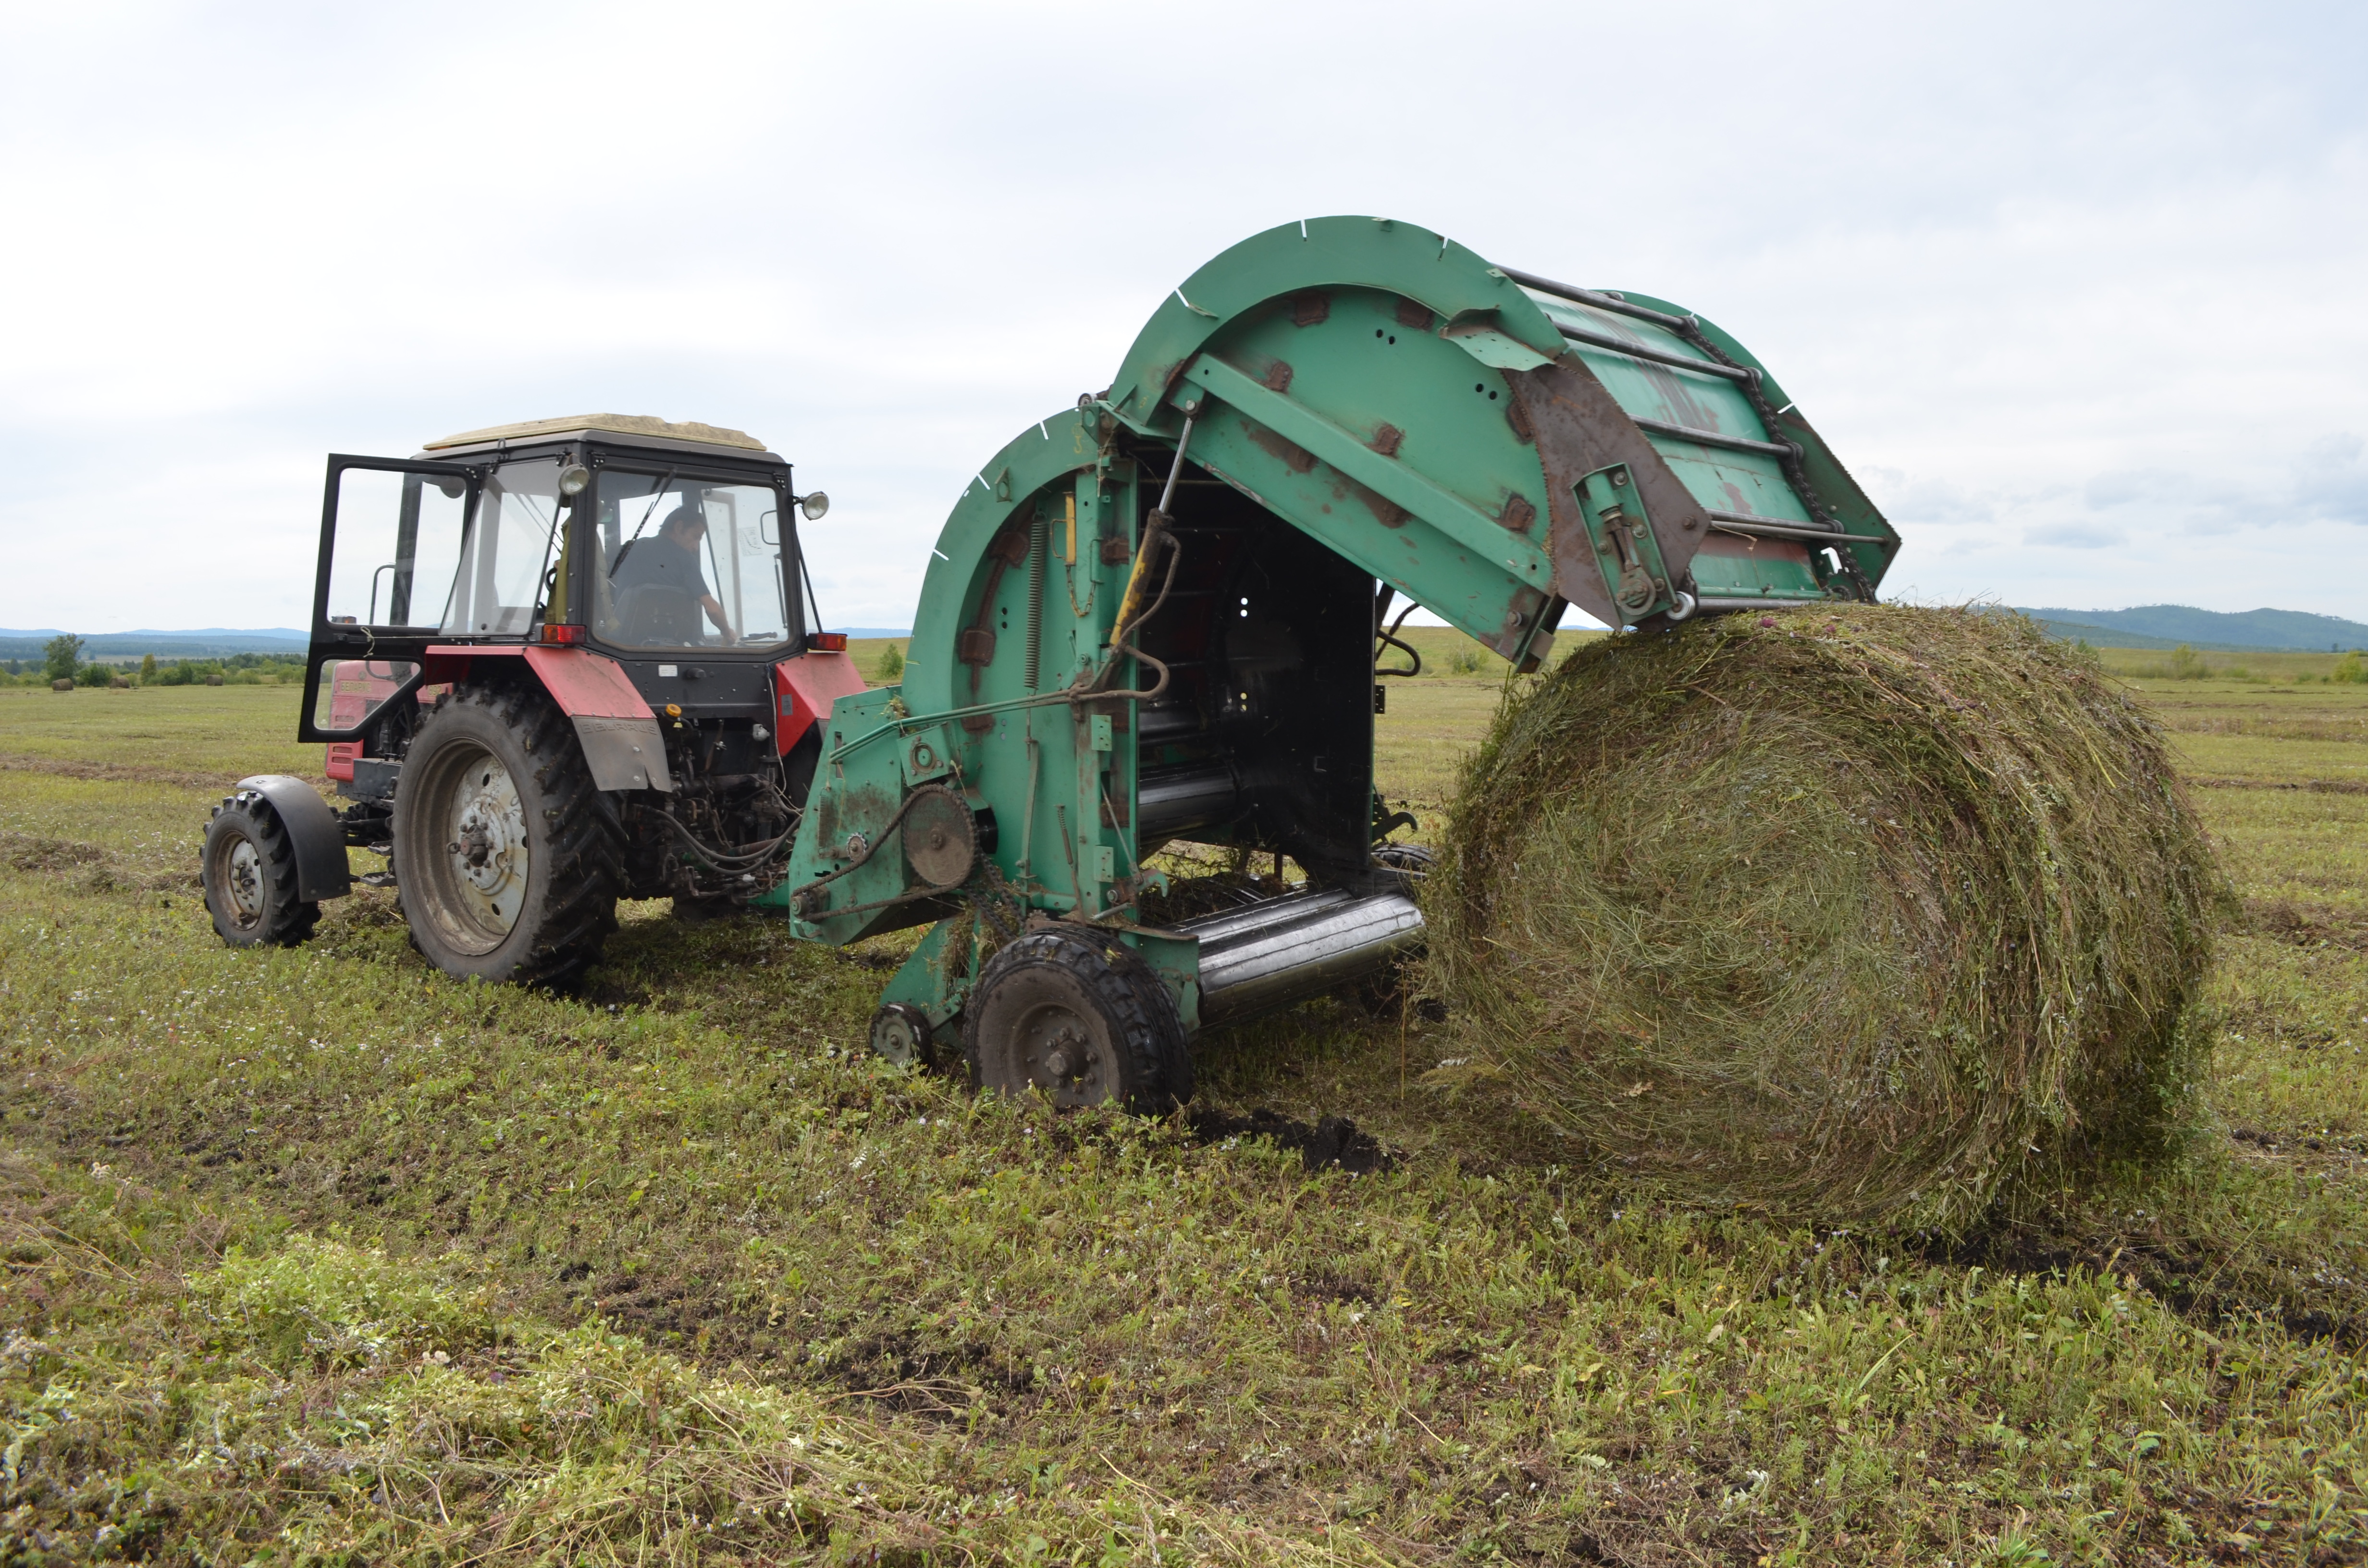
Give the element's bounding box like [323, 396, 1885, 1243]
[965, 928, 1190, 1113]
[392, 683, 623, 988]
[201, 791, 321, 949]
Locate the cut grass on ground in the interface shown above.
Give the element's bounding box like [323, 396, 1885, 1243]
[0, 676, 2365, 1565]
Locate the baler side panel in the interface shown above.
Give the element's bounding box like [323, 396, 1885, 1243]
[1168, 393, 1552, 657]
[1105, 216, 1565, 428]
[789, 408, 1147, 940]
[902, 412, 1102, 719]
[1103, 216, 1894, 629]
[1613, 290, 1900, 588]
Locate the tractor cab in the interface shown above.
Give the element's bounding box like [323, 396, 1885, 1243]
[198, 415, 857, 983]
[299, 414, 831, 764]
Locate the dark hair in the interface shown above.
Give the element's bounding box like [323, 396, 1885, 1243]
[662, 504, 705, 536]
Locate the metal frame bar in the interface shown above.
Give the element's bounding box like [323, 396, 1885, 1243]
[1551, 319, 1750, 383]
[1630, 418, 1795, 457]
[1690, 594, 1839, 613]
[1701, 510, 1892, 544]
[1499, 266, 1694, 333]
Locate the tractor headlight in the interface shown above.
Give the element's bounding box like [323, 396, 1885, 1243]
[557, 463, 592, 498]
[799, 491, 830, 521]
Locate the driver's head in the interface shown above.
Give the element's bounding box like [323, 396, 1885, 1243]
[660, 504, 707, 544]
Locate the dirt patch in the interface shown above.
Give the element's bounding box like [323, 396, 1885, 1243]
[2161, 716, 2368, 743]
[811, 1329, 1032, 1421]
[1, 832, 109, 872]
[0, 751, 236, 793]
[1911, 1197, 2366, 1351]
[2193, 775, 2368, 795]
[1, 830, 197, 894]
[2246, 897, 2368, 951]
[1187, 1107, 1394, 1175]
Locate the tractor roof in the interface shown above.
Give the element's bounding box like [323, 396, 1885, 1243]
[421, 414, 770, 454]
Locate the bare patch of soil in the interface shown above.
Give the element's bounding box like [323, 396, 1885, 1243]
[1186, 1106, 1394, 1174]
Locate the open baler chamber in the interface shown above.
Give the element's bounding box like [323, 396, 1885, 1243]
[771, 216, 1896, 1096]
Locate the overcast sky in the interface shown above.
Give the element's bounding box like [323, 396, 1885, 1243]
[1, 0, 2362, 634]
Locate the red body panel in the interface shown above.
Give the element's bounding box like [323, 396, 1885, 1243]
[419, 644, 654, 720]
[322, 660, 410, 780]
[773, 651, 867, 753]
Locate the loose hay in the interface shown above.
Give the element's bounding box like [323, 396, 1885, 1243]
[1424, 605, 2228, 1228]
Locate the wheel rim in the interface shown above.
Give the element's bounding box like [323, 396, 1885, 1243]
[416, 742, 529, 952]
[978, 979, 1120, 1108]
[211, 832, 265, 930]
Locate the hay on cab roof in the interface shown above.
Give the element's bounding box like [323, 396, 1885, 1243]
[1423, 605, 2227, 1229]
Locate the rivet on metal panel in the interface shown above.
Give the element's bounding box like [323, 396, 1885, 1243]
[1262, 360, 1295, 394]
[1369, 423, 1405, 458]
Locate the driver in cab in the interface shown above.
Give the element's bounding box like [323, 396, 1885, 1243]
[613, 504, 735, 645]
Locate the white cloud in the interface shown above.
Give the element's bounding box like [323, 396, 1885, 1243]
[1, 0, 2365, 630]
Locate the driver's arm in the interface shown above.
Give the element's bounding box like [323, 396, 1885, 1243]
[700, 593, 737, 645]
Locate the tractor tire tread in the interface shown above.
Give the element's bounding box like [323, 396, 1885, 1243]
[965, 927, 1190, 1113]
[202, 791, 321, 948]
[394, 681, 622, 987]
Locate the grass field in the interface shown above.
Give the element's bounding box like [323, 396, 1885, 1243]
[1, 643, 2365, 1565]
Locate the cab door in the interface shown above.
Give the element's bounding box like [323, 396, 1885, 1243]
[298, 455, 479, 744]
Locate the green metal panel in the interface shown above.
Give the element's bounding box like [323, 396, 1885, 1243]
[1102, 216, 1896, 630]
[780, 408, 1148, 960]
[770, 217, 1900, 1040]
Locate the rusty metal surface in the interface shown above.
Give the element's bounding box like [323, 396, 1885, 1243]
[1504, 352, 1711, 630]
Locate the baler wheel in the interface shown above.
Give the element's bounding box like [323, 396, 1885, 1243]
[965, 928, 1190, 1113]
[392, 684, 623, 987]
[201, 791, 321, 948]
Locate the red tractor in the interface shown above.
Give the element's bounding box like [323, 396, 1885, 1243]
[201, 415, 854, 985]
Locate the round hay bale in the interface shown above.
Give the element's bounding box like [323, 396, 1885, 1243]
[1425, 605, 2226, 1228]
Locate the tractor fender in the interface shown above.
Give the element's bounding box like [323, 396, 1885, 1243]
[234, 775, 353, 902]
[422, 644, 672, 793]
[773, 650, 868, 753]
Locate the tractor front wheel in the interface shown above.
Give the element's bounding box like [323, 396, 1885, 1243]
[964, 929, 1191, 1112]
[392, 684, 622, 986]
[201, 791, 320, 948]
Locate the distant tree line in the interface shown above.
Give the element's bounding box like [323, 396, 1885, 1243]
[0, 635, 307, 687]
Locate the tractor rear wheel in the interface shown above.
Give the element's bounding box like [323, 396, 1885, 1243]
[965, 928, 1190, 1112]
[201, 791, 321, 948]
[392, 683, 623, 986]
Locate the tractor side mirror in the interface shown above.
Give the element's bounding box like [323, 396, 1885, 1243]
[799, 491, 829, 522]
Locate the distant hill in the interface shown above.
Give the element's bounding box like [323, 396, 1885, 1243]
[2014, 605, 2368, 651]
[2015, 618, 2264, 653]
[0, 628, 308, 662]
[0, 626, 913, 662]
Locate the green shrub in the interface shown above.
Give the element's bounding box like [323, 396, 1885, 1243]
[42, 633, 84, 684]
[877, 641, 905, 681]
[2332, 651, 2365, 684]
